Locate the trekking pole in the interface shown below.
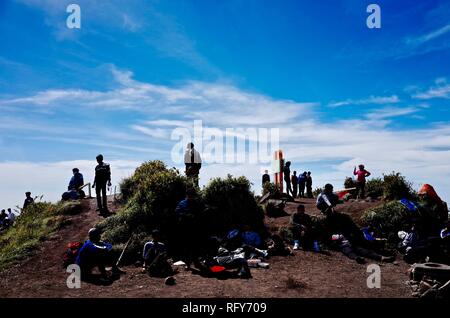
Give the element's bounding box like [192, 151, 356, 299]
[116, 235, 133, 267]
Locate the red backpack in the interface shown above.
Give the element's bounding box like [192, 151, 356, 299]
[62, 241, 83, 268]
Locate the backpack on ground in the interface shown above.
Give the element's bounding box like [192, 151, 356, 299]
[62, 241, 83, 268]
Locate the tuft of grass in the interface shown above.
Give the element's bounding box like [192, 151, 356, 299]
[0, 200, 78, 272]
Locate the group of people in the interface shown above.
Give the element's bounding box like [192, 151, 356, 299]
[61, 154, 112, 216]
[75, 187, 277, 282]
[282, 161, 313, 199]
[263, 162, 372, 200]
[0, 208, 16, 230]
[0, 191, 34, 231]
[261, 163, 313, 198]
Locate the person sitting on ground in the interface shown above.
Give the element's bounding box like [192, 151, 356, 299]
[298, 171, 307, 198]
[69, 168, 84, 191]
[330, 233, 394, 264]
[316, 184, 341, 216]
[262, 170, 270, 188]
[291, 171, 298, 198]
[267, 234, 293, 256]
[175, 187, 205, 270]
[75, 228, 124, 282]
[142, 230, 173, 277]
[23, 192, 34, 211]
[68, 168, 85, 199]
[353, 164, 371, 199]
[291, 204, 320, 251]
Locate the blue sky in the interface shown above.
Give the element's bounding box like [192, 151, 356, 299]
[1, 0, 450, 208]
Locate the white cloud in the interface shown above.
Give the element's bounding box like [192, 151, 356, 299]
[365, 106, 421, 120]
[1, 67, 450, 206]
[328, 95, 400, 107]
[413, 78, 450, 99]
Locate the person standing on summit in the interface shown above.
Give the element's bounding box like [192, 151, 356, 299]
[184, 142, 202, 187]
[92, 154, 111, 215]
[353, 164, 371, 199]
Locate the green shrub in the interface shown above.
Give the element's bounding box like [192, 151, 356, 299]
[360, 201, 410, 243]
[312, 187, 323, 197]
[366, 178, 384, 198]
[382, 172, 415, 200]
[262, 182, 280, 196]
[97, 161, 186, 247]
[344, 177, 356, 189]
[97, 162, 265, 264]
[202, 175, 265, 236]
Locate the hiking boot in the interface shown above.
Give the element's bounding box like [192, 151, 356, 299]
[293, 242, 300, 250]
[356, 256, 365, 264]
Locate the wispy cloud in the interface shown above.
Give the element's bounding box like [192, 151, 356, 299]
[365, 106, 421, 120]
[413, 78, 450, 100]
[328, 95, 400, 107]
[406, 24, 450, 46]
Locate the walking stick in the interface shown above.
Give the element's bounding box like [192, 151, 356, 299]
[116, 235, 133, 267]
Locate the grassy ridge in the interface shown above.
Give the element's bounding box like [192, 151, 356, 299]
[0, 200, 81, 272]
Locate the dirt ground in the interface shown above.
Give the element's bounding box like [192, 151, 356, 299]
[0, 196, 412, 298]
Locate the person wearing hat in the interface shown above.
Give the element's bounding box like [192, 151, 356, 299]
[23, 192, 34, 211]
[353, 164, 371, 199]
[92, 154, 111, 215]
[76, 228, 123, 282]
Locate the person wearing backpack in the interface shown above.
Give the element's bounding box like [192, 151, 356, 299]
[92, 154, 111, 216]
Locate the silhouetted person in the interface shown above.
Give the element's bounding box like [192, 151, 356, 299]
[23, 192, 34, 210]
[283, 161, 293, 196]
[76, 228, 123, 282]
[306, 171, 313, 198]
[316, 184, 339, 216]
[69, 168, 84, 191]
[184, 143, 202, 187]
[92, 154, 111, 215]
[291, 171, 298, 198]
[298, 171, 307, 198]
[262, 170, 270, 188]
[353, 164, 371, 199]
[175, 187, 204, 270]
